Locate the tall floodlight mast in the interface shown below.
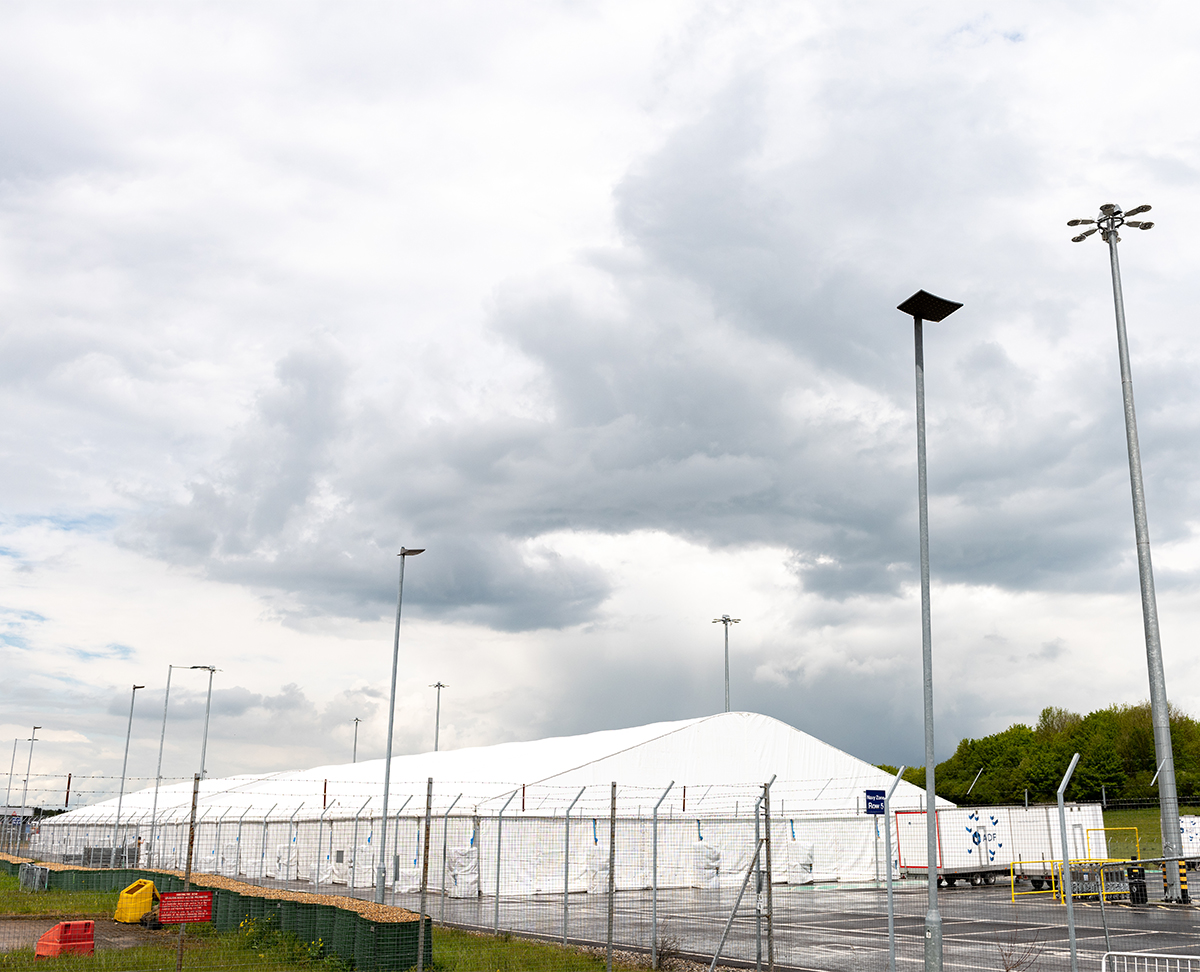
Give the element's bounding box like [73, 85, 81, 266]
[431, 682, 447, 752]
[1068, 203, 1181, 900]
[711, 616, 740, 712]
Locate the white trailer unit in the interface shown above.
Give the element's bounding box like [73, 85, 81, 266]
[1179, 815, 1200, 854]
[895, 804, 1107, 887]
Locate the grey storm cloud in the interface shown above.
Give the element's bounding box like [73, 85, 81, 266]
[5, 0, 1200, 785]
[122, 67, 1200, 629]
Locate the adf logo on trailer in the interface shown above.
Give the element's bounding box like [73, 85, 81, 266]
[964, 810, 1002, 863]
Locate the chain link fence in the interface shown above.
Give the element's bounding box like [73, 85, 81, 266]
[4, 780, 1200, 971]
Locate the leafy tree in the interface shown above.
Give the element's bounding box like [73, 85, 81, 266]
[879, 701, 1200, 804]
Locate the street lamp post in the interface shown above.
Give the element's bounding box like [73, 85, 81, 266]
[193, 666, 217, 780]
[4, 739, 16, 852]
[353, 718, 362, 764]
[1068, 203, 1182, 899]
[431, 683, 447, 752]
[113, 685, 145, 866]
[711, 616, 740, 713]
[376, 546, 425, 904]
[149, 665, 178, 867]
[17, 727, 41, 854]
[898, 289, 963, 972]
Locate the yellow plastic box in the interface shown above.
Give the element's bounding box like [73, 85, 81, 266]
[114, 879, 159, 924]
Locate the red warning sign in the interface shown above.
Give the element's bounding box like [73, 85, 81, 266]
[159, 891, 213, 923]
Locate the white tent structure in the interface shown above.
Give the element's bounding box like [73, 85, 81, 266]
[33, 712, 950, 892]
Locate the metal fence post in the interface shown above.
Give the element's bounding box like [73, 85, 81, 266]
[885, 765, 907, 972]
[440, 792, 462, 922]
[417, 777, 433, 972]
[495, 789, 518, 933]
[175, 774, 200, 972]
[709, 839, 764, 972]
[764, 778, 774, 972]
[607, 781, 617, 972]
[316, 802, 332, 893]
[213, 808, 230, 874]
[235, 807, 249, 877]
[1058, 753, 1082, 972]
[260, 803, 277, 885]
[754, 790, 765, 972]
[564, 786, 585, 945]
[351, 798, 370, 890]
[652, 782, 674, 969]
[286, 804, 302, 885]
[390, 795, 412, 906]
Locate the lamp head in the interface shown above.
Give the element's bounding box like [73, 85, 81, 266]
[1126, 204, 1152, 216]
[896, 290, 963, 322]
[399, 547, 426, 557]
[1100, 203, 1118, 215]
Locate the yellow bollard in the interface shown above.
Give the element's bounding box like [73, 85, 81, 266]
[114, 880, 159, 924]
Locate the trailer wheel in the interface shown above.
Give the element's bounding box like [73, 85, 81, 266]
[1031, 878, 1044, 891]
[984, 873, 997, 886]
[944, 877, 956, 888]
[970, 873, 984, 887]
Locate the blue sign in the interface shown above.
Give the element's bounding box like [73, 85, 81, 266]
[865, 790, 886, 815]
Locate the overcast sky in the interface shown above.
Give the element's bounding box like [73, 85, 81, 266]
[4, 0, 1200, 808]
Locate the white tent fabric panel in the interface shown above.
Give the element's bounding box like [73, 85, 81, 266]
[32, 711, 950, 888]
[40, 712, 945, 825]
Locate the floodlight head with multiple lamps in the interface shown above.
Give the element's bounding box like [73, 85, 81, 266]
[1068, 203, 1153, 243]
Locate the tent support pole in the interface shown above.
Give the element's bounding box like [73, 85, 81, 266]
[652, 782, 674, 970]
[564, 786, 585, 945]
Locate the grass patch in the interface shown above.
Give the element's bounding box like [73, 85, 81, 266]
[0, 877, 646, 972]
[1102, 806, 1200, 862]
[430, 927, 640, 971]
[0, 915, 338, 971]
[0, 872, 119, 917]
[0, 922, 642, 971]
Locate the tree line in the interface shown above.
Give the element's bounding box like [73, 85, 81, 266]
[878, 702, 1200, 805]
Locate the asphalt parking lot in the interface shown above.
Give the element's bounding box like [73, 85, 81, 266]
[394, 874, 1200, 972]
[239, 869, 1200, 972]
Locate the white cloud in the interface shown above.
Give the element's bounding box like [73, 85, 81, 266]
[3, 0, 1200, 803]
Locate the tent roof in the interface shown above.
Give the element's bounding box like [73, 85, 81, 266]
[53, 711, 950, 823]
